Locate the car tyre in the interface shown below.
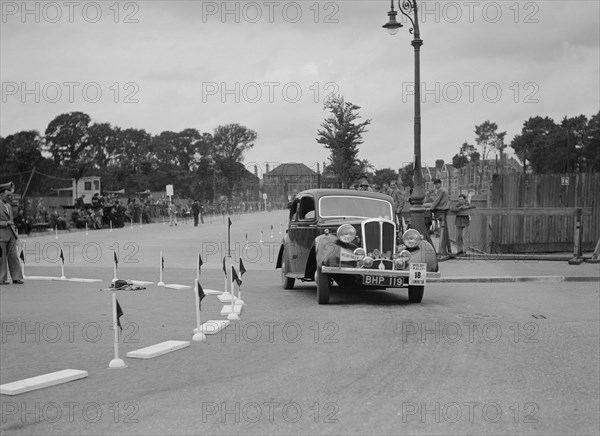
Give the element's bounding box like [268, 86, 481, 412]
[281, 259, 295, 290]
[408, 285, 424, 303]
[316, 267, 330, 304]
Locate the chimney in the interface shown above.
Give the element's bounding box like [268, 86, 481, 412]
[435, 159, 444, 170]
[265, 163, 270, 173]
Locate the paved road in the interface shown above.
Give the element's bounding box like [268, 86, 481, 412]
[1, 211, 598, 435]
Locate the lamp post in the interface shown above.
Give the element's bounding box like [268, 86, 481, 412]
[383, 0, 429, 239]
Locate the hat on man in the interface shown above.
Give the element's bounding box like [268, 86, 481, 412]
[0, 182, 15, 193]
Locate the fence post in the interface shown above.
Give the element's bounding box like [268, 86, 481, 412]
[568, 208, 584, 265]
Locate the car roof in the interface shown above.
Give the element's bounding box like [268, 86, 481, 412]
[294, 188, 393, 201]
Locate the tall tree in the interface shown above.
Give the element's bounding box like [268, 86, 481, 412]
[212, 124, 257, 198]
[473, 120, 506, 192]
[316, 95, 371, 188]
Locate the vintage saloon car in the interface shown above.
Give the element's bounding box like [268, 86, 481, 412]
[276, 189, 440, 304]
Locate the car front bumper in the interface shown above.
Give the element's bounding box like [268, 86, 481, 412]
[321, 266, 441, 280]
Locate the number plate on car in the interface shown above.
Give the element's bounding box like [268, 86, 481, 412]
[362, 275, 404, 287]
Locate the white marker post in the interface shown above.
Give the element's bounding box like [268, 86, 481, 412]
[270, 225, 273, 238]
[55, 226, 58, 239]
[157, 251, 164, 286]
[192, 280, 206, 342]
[109, 293, 127, 368]
[60, 257, 66, 280]
[279, 223, 282, 235]
[110, 220, 113, 232]
[227, 265, 239, 320]
[260, 229, 263, 243]
[85, 222, 88, 235]
[113, 256, 118, 282]
[196, 252, 201, 282]
[140, 214, 143, 229]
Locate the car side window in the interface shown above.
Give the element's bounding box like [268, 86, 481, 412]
[298, 197, 315, 221]
[289, 199, 298, 222]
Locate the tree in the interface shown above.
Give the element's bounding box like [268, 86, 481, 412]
[316, 95, 371, 188]
[44, 112, 93, 198]
[373, 168, 399, 187]
[473, 120, 506, 191]
[212, 124, 257, 198]
[87, 122, 120, 170]
[510, 113, 600, 174]
[399, 163, 414, 190]
[510, 116, 556, 174]
[451, 141, 479, 170]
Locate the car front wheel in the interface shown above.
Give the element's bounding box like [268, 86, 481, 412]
[316, 267, 330, 304]
[408, 285, 424, 303]
[281, 259, 295, 290]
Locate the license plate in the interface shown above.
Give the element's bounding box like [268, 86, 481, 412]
[362, 275, 404, 287]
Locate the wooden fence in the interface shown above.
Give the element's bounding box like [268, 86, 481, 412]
[473, 173, 600, 253]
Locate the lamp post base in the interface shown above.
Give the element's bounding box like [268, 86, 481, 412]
[409, 203, 432, 245]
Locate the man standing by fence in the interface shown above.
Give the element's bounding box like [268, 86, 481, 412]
[452, 194, 474, 256]
[430, 179, 452, 256]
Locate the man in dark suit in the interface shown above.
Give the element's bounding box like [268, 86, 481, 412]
[0, 182, 24, 285]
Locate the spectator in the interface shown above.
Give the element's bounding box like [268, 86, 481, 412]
[451, 194, 474, 256]
[429, 179, 451, 255]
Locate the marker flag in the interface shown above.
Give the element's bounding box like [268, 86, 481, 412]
[197, 280, 206, 311]
[116, 299, 124, 332]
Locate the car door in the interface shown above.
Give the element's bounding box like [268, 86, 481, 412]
[286, 194, 318, 277]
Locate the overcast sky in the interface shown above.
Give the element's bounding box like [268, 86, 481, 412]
[1, 0, 598, 175]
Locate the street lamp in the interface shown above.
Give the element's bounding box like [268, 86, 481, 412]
[382, 0, 429, 240]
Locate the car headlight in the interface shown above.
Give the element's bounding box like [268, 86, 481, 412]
[353, 247, 366, 260]
[337, 224, 356, 243]
[402, 229, 422, 248]
[361, 256, 374, 268]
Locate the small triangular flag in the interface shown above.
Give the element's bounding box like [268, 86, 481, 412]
[116, 299, 124, 332]
[113, 251, 118, 268]
[20, 249, 25, 264]
[228, 217, 232, 228]
[198, 254, 203, 272]
[197, 280, 205, 311]
[161, 255, 165, 270]
[222, 256, 227, 278]
[232, 265, 242, 288]
[239, 258, 247, 276]
[60, 249, 65, 263]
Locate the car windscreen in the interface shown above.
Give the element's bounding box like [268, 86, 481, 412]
[318, 196, 393, 220]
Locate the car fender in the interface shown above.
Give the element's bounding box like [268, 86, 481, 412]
[275, 236, 289, 269]
[409, 240, 439, 272]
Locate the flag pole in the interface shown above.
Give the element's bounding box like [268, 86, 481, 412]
[113, 255, 117, 282]
[196, 252, 200, 282]
[85, 222, 88, 235]
[192, 280, 206, 342]
[109, 293, 127, 368]
[158, 251, 164, 286]
[227, 265, 239, 320]
[227, 216, 231, 257]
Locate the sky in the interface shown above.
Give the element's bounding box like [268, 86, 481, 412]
[1, 0, 599, 177]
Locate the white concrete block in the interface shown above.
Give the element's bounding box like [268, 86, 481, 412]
[163, 284, 192, 290]
[127, 340, 190, 359]
[220, 304, 243, 316]
[0, 369, 88, 396]
[193, 320, 230, 334]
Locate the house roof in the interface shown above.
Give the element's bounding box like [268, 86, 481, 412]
[265, 163, 318, 177]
